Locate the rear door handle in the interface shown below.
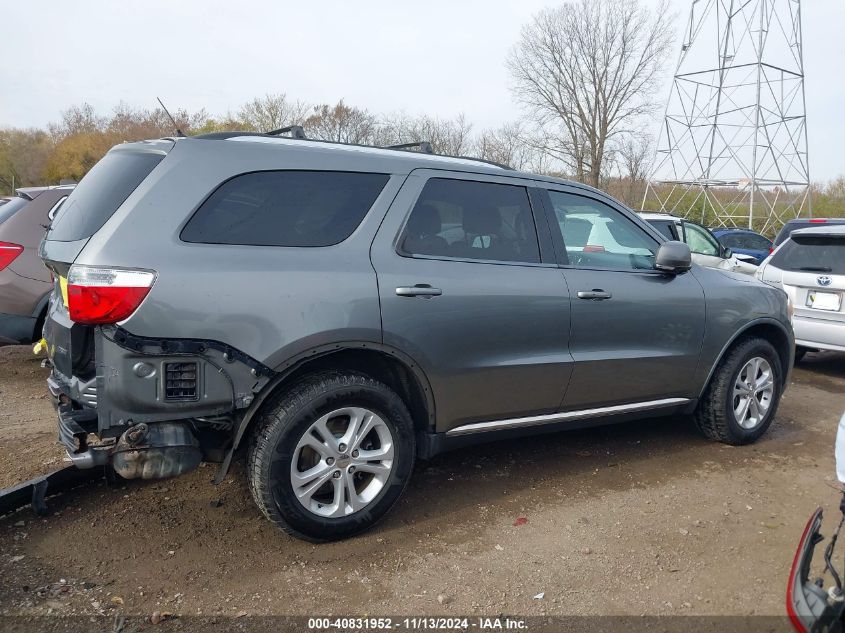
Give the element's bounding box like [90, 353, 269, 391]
[577, 289, 612, 301]
[396, 285, 442, 297]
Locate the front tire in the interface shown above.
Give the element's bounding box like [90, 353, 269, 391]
[694, 337, 783, 445]
[247, 371, 415, 542]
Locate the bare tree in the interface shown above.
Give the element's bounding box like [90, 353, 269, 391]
[48, 103, 105, 138]
[613, 133, 653, 206]
[304, 100, 378, 144]
[107, 102, 209, 139]
[507, 0, 674, 187]
[376, 113, 473, 156]
[237, 93, 311, 133]
[475, 122, 542, 170]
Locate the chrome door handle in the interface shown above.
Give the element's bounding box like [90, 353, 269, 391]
[577, 289, 612, 300]
[396, 285, 442, 297]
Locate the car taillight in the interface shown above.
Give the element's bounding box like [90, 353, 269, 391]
[66, 265, 156, 325]
[809, 219, 827, 223]
[786, 507, 824, 633]
[0, 241, 23, 271]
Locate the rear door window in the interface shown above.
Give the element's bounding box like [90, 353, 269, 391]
[47, 150, 165, 242]
[399, 178, 540, 264]
[770, 236, 845, 275]
[181, 171, 389, 247]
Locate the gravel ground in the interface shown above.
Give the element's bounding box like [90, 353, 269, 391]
[0, 344, 843, 623]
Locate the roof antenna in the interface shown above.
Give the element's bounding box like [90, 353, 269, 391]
[157, 97, 186, 137]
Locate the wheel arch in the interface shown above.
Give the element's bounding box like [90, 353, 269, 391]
[225, 342, 436, 471]
[698, 318, 794, 399]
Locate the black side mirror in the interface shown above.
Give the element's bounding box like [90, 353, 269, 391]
[721, 245, 733, 259]
[655, 241, 692, 274]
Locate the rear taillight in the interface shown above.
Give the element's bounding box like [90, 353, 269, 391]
[809, 219, 828, 223]
[769, 247, 775, 254]
[0, 242, 23, 271]
[66, 265, 156, 325]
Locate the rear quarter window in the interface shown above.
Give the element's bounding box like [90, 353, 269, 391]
[47, 150, 165, 242]
[181, 171, 390, 247]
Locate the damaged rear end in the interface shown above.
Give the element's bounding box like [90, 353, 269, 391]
[39, 140, 270, 480]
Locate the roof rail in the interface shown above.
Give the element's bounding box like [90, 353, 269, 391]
[189, 131, 511, 169]
[382, 141, 434, 155]
[266, 125, 307, 139]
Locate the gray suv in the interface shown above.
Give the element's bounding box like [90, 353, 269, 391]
[40, 132, 794, 541]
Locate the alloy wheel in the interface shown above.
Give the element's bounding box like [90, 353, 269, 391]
[732, 357, 774, 429]
[290, 407, 394, 518]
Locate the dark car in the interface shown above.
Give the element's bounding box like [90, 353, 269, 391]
[774, 218, 845, 249]
[40, 133, 793, 541]
[0, 186, 74, 345]
[712, 228, 773, 265]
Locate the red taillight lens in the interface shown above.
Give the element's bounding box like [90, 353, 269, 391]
[769, 247, 775, 254]
[809, 219, 827, 223]
[786, 508, 823, 633]
[66, 265, 156, 325]
[0, 241, 23, 271]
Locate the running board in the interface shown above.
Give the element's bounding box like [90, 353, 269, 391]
[445, 398, 691, 437]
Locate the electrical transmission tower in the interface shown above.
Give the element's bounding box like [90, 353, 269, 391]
[642, 0, 810, 233]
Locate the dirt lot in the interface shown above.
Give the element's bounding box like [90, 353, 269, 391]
[0, 344, 843, 621]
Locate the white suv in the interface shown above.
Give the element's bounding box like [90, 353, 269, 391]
[756, 225, 845, 359]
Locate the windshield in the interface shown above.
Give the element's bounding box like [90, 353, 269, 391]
[770, 235, 845, 274]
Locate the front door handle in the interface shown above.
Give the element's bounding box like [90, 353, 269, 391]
[577, 289, 612, 301]
[396, 285, 443, 297]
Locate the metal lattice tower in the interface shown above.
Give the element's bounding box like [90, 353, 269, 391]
[642, 0, 810, 233]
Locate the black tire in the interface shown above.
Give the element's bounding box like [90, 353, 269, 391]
[247, 371, 415, 542]
[794, 346, 809, 363]
[694, 336, 783, 445]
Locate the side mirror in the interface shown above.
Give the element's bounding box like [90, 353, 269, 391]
[722, 246, 733, 259]
[655, 241, 692, 274]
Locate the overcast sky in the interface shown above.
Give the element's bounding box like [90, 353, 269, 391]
[2, 0, 843, 180]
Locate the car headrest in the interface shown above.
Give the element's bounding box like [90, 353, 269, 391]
[464, 206, 501, 235]
[407, 203, 442, 237]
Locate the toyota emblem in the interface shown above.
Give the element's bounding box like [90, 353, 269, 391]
[817, 275, 832, 287]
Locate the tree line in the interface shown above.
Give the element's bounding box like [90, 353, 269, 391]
[1, 0, 842, 214]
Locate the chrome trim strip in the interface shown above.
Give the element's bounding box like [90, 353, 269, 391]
[445, 397, 691, 437]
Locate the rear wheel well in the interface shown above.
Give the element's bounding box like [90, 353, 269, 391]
[251, 348, 433, 440]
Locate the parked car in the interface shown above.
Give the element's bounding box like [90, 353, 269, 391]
[639, 213, 758, 275]
[712, 228, 773, 265]
[774, 218, 845, 249]
[0, 186, 73, 345]
[41, 133, 793, 541]
[757, 225, 845, 360]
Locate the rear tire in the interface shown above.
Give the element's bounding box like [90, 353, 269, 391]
[694, 337, 783, 445]
[247, 371, 415, 542]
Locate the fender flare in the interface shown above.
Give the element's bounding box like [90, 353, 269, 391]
[214, 341, 436, 484]
[697, 317, 794, 399]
